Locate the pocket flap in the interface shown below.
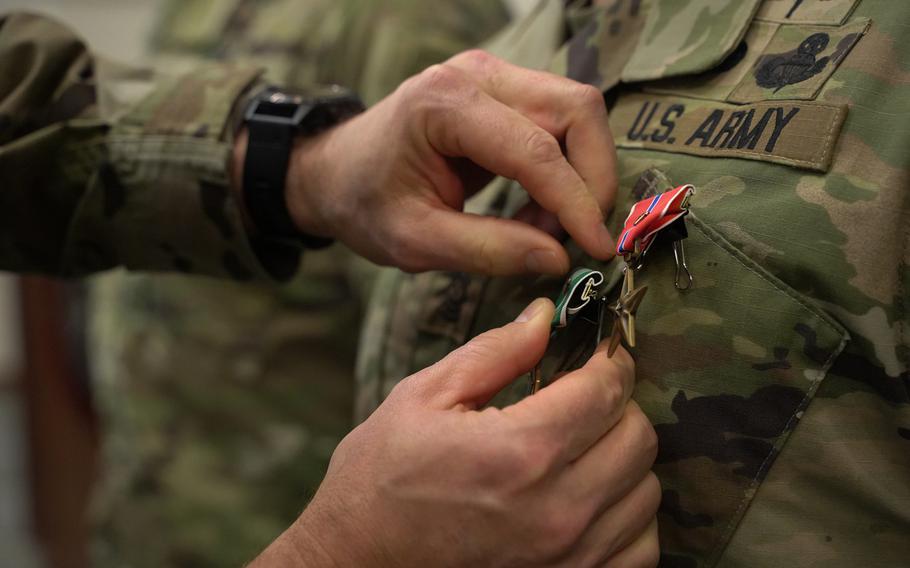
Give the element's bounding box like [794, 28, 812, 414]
[622, 0, 763, 81]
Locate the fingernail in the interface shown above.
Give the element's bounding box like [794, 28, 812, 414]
[515, 298, 546, 323]
[525, 249, 565, 275]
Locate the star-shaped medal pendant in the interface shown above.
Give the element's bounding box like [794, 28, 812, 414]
[607, 268, 648, 357]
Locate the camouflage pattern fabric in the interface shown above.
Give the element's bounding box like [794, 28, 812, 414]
[0, 12, 279, 281]
[357, 0, 910, 566]
[82, 1, 510, 567]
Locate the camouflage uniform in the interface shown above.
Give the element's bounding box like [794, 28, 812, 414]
[358, 0, 910, 566]
[0, 3, 509, 566]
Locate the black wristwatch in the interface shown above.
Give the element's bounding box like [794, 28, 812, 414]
[242, 85, 364, 247]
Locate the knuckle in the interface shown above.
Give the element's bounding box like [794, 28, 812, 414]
[538, 505, 586, 558]
[386, 373, 423, 403]
[469, 231, 497, 274]
[643, 472, 663, 515]
[573, 83, 606, 114]
[496, 426, 555, 481]
[474, 434, 544, 491]
[454, 328, 507, 366]
[480, 419, 560, 486]
[642, 422, 659, 464]
[472, 435, 515, 478]
[631, 403, 659, 458]
[555, 184, 602, 227]
[412, 64, 465, 100]
[451, 48, 495, 70]
[623, 402, 658, 464]
[594, 363, 625, 411]
[385, 224, 430, 273]
[524, 128, 563, 165]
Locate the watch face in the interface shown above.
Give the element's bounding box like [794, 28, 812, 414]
[246, 86, 364, 127]
[266, 91, 303, 106]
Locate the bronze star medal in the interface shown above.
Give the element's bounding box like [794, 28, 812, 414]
[607, 268, 648, 357]
[609, 184, 696, 357]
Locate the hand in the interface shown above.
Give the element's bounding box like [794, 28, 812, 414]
[252, 298, 660, 567]
[284, 50, 618, 275]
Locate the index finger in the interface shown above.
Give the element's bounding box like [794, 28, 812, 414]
[503, 341, 636, 462]
[446, 50, 618, 257]
[425, 84, 614, 260]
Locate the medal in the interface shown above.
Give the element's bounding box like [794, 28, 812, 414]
[605, 183, 696, 357]
[526, 183, 696, 393]
[528, 268, 604, 394]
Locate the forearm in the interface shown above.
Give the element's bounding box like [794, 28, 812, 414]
[249, 506, 371, 568]
[0, 12, 299, 281]
[249, 523, 321, 568]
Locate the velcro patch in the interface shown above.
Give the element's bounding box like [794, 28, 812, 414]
[610, 94, 847, 171]
[728, 18, 870, 103]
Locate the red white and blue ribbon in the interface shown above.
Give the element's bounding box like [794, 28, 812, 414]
[617, 184, 695, 258]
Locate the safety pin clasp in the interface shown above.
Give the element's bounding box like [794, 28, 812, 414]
[673, 240, 693, 290]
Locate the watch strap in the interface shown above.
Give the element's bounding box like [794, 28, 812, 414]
[243, 107, 301, 240]
[242, 86, 362, 248]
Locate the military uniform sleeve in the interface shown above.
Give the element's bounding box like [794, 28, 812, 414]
[0, 12, 299, 281]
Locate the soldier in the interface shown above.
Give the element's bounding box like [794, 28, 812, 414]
[357, 0, 910, 566]
[0, 8, 660, 568]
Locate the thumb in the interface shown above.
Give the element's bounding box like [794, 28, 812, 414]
[421, 298, 554, 409]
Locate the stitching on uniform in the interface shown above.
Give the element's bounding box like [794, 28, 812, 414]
[691, 218, 843, 335]
[814, 105, 844, 166]
[898, 200, 910, 374]
[713, 332, 848, 564]
[693, 217, 851, 563]
[615, 141, 825, 169]
[108, 134, 229, 173]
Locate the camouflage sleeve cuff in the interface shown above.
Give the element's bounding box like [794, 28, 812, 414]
[62, 65, 302, 282]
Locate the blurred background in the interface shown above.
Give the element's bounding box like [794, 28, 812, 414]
[0, 1, 533, 567]
[0, 4, 161, 567]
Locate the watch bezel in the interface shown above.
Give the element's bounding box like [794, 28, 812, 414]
[244, 90, 312, 127]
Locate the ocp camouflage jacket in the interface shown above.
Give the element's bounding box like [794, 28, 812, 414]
[356, 1, 910, 566]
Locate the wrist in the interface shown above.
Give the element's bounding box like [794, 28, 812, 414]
[231, 126, 336, 241]
[230, 128, 255, 231]
[232, 85, 363, 244]
[247, 514, 335, 568]
[230, 126, 337, 240]
[279, 501, 370, 568]
[284, 127, 338, 240]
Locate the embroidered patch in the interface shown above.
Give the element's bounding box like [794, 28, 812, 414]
[756, 0, 861, 25]
[728, 18, 870, 102]
[610, 93, 848, 171]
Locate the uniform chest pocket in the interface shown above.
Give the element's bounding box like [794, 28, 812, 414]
[392, 171, 851, 566]
[623, 204, 848, 566]
[356, 171, 849, 568]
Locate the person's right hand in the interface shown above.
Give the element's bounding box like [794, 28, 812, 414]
[254, 298, 660, 567]
[263, 50, 619, 276]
